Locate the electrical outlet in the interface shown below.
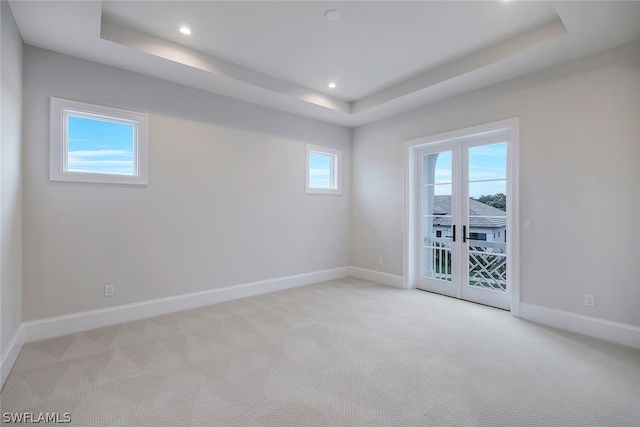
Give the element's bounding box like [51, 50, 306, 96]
[524, 220, 532, 230]
[104, 285, 114, 297]
[584, 294, 594, 307]
[317, 256, 322, 264]
[378, 257, 383, 266]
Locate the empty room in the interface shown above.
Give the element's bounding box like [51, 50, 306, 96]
[1, 1, 639, 425]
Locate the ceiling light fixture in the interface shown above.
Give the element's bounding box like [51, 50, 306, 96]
[179, 26, 191, 35]
[325, 9, 341, 22]
[328, 82, 337, 89]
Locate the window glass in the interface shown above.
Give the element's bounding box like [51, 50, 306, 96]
[309, 151, 333, 189]
[67, 116, 135, 175]
[306, 145, 341, 195]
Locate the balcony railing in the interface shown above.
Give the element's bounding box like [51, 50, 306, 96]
[423, 237, 507, 291]
[468, 243, 507, 292]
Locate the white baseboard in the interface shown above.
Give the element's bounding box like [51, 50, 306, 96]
[519, 303, 640, 349]
[24, 267, 350, 343]
[1, 325, 25, 390]
[349, 267, 404, 289]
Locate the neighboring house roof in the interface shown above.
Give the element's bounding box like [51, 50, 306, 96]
[431, 196, 506, 228]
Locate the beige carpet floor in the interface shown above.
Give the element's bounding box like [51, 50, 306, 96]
[1, 277, 639, 426]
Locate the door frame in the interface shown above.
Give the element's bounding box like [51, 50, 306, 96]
[403, 117, 520, 316]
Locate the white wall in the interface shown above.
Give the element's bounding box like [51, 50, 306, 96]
[22, 47, 351, 322]
[1, 0, 24, 375]
[352, 42, 640, 328]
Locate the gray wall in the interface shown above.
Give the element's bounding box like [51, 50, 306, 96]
[352, 42, 640, 327]
[1, 1, 23, 359]
[23, 47, 351, 321]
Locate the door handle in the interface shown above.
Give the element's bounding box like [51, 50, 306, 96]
[451, 225, 456, 242]
[463, 225, 467, 243]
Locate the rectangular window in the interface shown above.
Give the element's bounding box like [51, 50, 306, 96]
[306, 144, 342, 194]
[469, 232, 487, 241]
[50, 97, 148, 185]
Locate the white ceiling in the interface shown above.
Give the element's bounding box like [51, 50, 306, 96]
[8, 1, 640, 127]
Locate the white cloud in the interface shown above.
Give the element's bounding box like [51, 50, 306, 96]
[309, 169, 330, 177]
[68, 149, 134, 174]
[68, 149, 132, 158]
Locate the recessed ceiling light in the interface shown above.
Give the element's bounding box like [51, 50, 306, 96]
[328, 82, 337, 89]
[325, 9, 340, 22]
[179, 26, 191, 35]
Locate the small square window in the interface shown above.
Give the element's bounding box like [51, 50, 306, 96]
[50, 97, 148, 185]
[306, 144, 341, 195]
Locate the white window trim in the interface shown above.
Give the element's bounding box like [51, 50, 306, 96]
[50, 97, 148, 185]
[306, 144, 342, 195]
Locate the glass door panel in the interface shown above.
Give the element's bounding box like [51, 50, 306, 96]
[462, 142, 510, 310]
[422, 222, 453, 281]
[418, 148, 459, 297]
[468, 142, 507, 181]
[423, 151, 452, 185]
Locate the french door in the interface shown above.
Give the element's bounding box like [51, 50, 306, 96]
[417, 134, 511, 310]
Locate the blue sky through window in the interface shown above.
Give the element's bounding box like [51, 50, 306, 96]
[431, 142, 507, 198]
[67, 115, 135, 175]
[309, 152, 333, 189]
[467, 142, 506, 198]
